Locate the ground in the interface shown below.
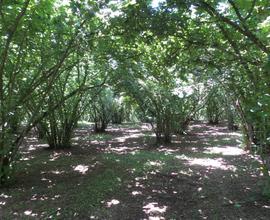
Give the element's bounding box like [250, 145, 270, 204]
[1, 122, 270, 219]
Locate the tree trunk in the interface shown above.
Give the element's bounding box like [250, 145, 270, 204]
[94, 120, 107, 133]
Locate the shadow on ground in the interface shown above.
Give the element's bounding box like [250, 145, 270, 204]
[0, 122, 269, 219]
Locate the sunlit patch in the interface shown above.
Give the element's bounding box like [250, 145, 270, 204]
[179, 169, 194, 176]
[50, 170, 66, 175]
[132, 191, 142, 196]
[263, 205, 270, 209]
[40, 195, 49, 201]
[26, 145, 37, 151]
[24, 210, 32, 215]
[113, 132, 145, 142]
[135, 181, 145, 188]
[49, 152, 61, 161]
[52, 195, 61, 201]
[35, 144, 49, 148]
[20, 157, 31, 161]
[108, 146, 140, 154]
[204, 146, 245, 156]
[230, 173, 238, 178]
[106, 199, 120, 207]
[41, 177, 52, 183]
[0, 201, 6, 205]
[49, 151, 72, 161]
[158, 148, 180, 155]
[175, 154, 191, 160]
[56, 208, 61, 216]
[31, 194, 38, 201]
[149, 170, 160, 175]
[149, 217, 165, 220]
[135, 176, 148, 181]
[0, 193, 11, 199]
[188, 158, 236, 171]
[72, 137, 80, 141]
[152, 189, 167, 194]
[24, 210, 38, 217]
[198, 209, 207, 219]
[143, 202, 167, 215]
[145, 160, 164, 167]
[73, 165, 89, 174]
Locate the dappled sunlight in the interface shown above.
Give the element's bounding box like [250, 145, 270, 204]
[30, 194, 61, 202]
[175, 154, 192, 160]
[145, 160, 164, 167]
[49, 152, 61, 161]
[135, 176, 148, 181]
[20, 155, 35, 161]
[148, 217, 165, 220]
[0, 193, 11, 199]
[41, 169, 66, 175]
[123, 129, 145, 133]
[24, 210, 38, 217]
[113, 132, 145, 142]
[0, 193, 11, 206]
[51, 170, 65, 174]
[175, 149, 240, 172]
[143, 202, 167, 216]
[204, 146, 245, 156]
[196, 130, 231, 136]
[49, 151, 72, 161]
[131, 190, 142, 196]
[27, 144, 38, 151]
[20, 143, 48, 153]
[188, 158, 236, 171]
[33, 144, 49, 148]
[227, 132, 242, 137]
[158, 148, 181, 155]
[26, 137, 38, 142]
[5, 122, 269, 219]
[195, 132, 242, 142]
[152, 189, 167, 194]
[135, 181, 146, 189]
[198, 209, 208, 219]
[263, 205, 270, 209]
[106, 199, 120, 207]
[108, 123, 151, 132]
[178, 169, 194, 177]
[73, 165, 89, 174]
[90, 140, 106, 144]
[41, 177, 52, 183]
[106, 145, 141, 154]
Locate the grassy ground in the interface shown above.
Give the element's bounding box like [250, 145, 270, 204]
[0, 122, 270, 219]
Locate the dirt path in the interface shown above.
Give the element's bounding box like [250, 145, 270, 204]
[1, 122, 270, 219]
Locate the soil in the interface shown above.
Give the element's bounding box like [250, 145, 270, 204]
[0, 121, 270, 220]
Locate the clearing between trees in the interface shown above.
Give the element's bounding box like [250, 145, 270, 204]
[1, 122, 270, 219]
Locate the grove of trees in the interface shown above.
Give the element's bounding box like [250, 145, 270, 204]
[0, 0, 270, 196]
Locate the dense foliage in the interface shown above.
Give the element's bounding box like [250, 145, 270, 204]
[0, 0, 270, 196]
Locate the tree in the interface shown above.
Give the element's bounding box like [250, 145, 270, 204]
[0, 0, 99, 184]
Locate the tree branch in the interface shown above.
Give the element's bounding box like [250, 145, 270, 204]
[195, 0, 269, 54]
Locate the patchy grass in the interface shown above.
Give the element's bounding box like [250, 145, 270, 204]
[2, 154, 127, 219]
[103, 151, 176, 175]
[1, 122, 270, 219]
[83, 133, 113, 142]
